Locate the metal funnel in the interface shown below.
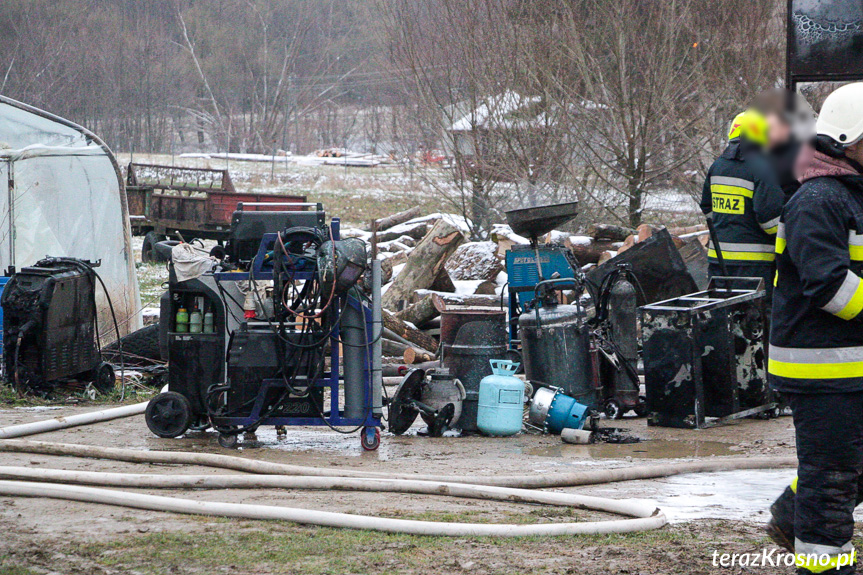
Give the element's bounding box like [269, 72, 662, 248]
[504, 201, 580, 240]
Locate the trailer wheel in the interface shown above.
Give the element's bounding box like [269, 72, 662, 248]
[146, 391, 193, 438]
[142, 232, 168, 263]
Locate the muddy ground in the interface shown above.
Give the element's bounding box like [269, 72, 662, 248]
[0, 404, 810, 574]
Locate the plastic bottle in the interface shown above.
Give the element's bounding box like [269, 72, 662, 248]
[175, 307, 189, 333]
[189, 309, 203, 333]
[203, 311, 215, 334]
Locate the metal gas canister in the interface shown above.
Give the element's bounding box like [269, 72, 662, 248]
[477, 360, 527, 436]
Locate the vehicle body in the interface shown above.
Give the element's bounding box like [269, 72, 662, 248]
[125, 163, 306, 262]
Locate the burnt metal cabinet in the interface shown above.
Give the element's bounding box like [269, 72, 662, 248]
[640, 277, 775, 429]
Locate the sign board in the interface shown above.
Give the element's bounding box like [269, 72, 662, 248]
[788, 0, 863, 83]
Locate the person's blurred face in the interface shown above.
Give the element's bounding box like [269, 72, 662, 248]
[766, 112, 792, 149]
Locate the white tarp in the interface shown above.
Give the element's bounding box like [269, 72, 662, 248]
[0, 97, 140, 335]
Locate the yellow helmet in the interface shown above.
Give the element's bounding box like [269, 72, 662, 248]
[728, 109, 769, 146]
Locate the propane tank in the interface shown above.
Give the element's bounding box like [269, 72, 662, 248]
[608, 274, 638, 411]
[519, 303, 597, 408]
[477, 360, 525, 436]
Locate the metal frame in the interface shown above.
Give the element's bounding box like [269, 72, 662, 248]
[209, 218, 380, 432]
[641, 277, 776, 429]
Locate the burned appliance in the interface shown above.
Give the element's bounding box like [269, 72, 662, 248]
[2, 257, 114, 394]
[146, 203, 383, 450]
[439, 305, 508, 432]
[640, 277, 776, 429]
[518, 277, 599, 409]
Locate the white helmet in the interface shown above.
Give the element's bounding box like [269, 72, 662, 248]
[816, 82, 863, 147]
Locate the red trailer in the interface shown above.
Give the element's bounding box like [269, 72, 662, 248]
[125, 163, 306, 262]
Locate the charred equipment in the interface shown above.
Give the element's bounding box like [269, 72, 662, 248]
[146, 203, 383, 449]
[2, 257, 116, 395]
[504, 202, 643, 418]
[641, 277, 776, 428]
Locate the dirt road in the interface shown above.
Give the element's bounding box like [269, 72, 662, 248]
[0, 404, 801, 574]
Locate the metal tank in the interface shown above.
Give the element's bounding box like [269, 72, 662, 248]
[440, 307, 508, 432]
[607, 274, 639, 414]
[519, 302, 598, 409]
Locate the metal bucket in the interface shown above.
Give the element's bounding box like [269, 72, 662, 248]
[440, 308, 508, 432]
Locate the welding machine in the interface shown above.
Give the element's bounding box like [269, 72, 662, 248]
[145, 203, 383, 450]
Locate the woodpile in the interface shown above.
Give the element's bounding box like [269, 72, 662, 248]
[365, 205, 706, 366]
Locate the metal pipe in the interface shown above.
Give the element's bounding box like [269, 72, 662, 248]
[371, 260, 383, 418]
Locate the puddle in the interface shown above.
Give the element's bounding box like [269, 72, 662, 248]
[524, 439, 735, 459]
[148, 427, 394, 460]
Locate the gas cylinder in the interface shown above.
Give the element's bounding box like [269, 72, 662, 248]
[608, 274, 638, 413]
[477, 360, 525, 436]
[518, 303, 597, 408]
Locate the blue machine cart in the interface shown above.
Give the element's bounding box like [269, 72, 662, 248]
[148, 206, 382, 450]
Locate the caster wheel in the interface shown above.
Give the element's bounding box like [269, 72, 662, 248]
[634, 396, 649, 418]
[603, 399, 622, 420]
[218, 433, 239, 449]
[145, 392, 193, 438]
[209, 244, 227, 260]
[93, 362, 116, 395]
[276, 425, 287, 438]
[361, 427, 381, 451]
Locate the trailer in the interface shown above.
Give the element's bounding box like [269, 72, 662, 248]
[125, 163, 306, 262]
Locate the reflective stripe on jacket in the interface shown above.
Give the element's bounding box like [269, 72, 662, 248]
[769, 174, 863, 393]
[700, 140, 784, 265]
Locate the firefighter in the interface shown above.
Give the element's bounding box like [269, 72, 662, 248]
[700, 109, 784, 300]
[766, 82, 863, 574]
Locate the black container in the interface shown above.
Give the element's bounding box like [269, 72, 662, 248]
[519, 303, 598, 408]
[641, 277, 774, 429]
[2, 258, 100, 391]
[440, 308, 507, 432]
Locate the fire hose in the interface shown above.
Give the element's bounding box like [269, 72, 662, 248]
[0, 405, 795, 536]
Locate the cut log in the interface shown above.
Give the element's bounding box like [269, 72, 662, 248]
[375, 206, 422, 231]
[474, 280, 497, 295]
[376, 222, 429, 243]
[394, 294, 439, 328]
[445, 241, 502, 281]
[382, 338, 411, 357]
[380, 251, 408, 285]
[587, 223, 635, 242]
[383, 309, 439, 353]
[570, 240, 622, 264]
[382, 219, 465, 310]
[404, 347, 434, 364]
[430, 270, 456, 293]
[426, 292, 501, 309]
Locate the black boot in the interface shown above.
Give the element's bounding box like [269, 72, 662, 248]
[766, 486, 795, 553]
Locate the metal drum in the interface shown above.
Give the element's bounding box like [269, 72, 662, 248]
[519, 303, 598, 409]
[440, 307, 508, 432]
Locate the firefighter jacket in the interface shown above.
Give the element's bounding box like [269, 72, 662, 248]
[769, 170, 863, 394]
[699, 140, 784, 266]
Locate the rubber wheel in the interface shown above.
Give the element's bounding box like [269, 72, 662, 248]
[103, 323, 162, 367]
[93, 362, 115, 395]
[361, 427, 381, 451]
[145, 391, 193, 438]
[209, 245, 227, 260]
[142, 231, 168, 263]
[603, 398, 622, 420]
[218, 433, 239, 448]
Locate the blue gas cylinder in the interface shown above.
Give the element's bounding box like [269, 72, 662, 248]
[477, 360, 525, 436]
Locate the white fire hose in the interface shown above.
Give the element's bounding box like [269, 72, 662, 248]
[0, 402, 796, 536]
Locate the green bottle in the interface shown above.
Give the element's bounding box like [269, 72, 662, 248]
[175, 307, 189, 333]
